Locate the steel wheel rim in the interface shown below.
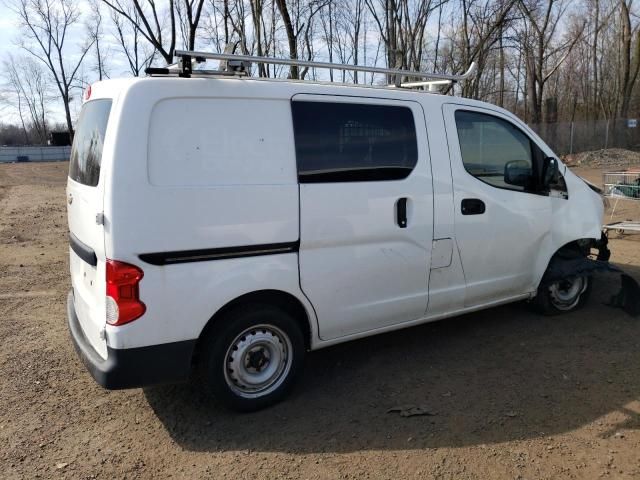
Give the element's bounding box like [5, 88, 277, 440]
[548, 276, 587, 311]
[223, 324, 293, 399]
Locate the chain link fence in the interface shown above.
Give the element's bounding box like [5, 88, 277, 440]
[529, 119, 640, 156]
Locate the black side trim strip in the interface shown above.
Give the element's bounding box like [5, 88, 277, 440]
[69, 232, 97, 267]
[139, 241, 300, 266]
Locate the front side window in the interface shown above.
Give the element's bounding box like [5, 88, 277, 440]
[69, 99, 112, 187]
[455, 110, 535, 192]
[292, 101, 418, 183]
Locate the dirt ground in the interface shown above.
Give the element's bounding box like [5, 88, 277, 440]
[1, 160, 640, 480]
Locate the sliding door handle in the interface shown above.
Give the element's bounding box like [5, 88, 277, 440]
[461, 198, 485, 215]
[396, 197, 408, 228]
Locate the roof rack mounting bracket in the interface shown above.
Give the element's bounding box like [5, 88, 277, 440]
[179, 54, 193, 78]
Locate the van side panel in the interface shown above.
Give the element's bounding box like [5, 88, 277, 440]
[115, 95, 298, 254]
[148, 98, 294, 187]
[103, 81, 307, 349]
[105, 253, 311, 349]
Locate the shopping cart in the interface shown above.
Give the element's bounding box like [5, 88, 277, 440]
[602, 171, 640, 234]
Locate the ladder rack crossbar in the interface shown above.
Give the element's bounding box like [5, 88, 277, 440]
[174, 49, 476, 84]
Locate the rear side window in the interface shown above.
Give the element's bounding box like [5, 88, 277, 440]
[292, 101, 418, 183]
[69, 99, 112, 187]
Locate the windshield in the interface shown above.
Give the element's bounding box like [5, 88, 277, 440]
[69, 99, 112, 187]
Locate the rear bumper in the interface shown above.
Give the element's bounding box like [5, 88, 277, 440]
[66, 290, 196, 389]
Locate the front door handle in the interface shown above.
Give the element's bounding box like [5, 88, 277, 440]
[396, 197, 408, 228]
[461, 198, 485, 215]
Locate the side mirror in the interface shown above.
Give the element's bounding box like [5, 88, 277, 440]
[504, 160, 532, 187]
[542, 156, 560, 188]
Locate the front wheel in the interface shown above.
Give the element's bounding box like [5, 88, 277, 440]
[199, 304, 305, 412]
[531, 275, 592, 315]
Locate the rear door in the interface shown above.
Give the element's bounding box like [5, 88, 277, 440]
[293, 95, 433, 340]
[67, 99, 112, 359]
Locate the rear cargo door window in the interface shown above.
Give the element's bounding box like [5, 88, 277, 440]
[292, 101, 418, 183]
[69, 99, 112, 187]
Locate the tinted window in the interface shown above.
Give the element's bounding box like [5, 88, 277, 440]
[455, 110, 533, 192]
[292, 101, 418, 182]
[69, 99, 112, 187]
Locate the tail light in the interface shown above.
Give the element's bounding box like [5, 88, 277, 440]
[106, 259, 146, 326]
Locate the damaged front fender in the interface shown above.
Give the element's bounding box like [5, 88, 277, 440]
[532, 166, 605, 293]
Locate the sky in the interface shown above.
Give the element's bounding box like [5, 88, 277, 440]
[1, 3, 80, 124]
[0, 5, 18, 67]
[0, 0, 436, 127]
[0, 1, 128, 125]
[0, 3, 16, 57]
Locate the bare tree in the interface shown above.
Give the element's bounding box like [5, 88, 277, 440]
[250, 0, 268, 76]
[274, 0, 328, 79]
[3, 54, 51, 143]
[3, 57, 30, 143]
[327, 0, 366, 83]
[275, 0, 299, 78]
[87, 0, 108, 80]
[346, 0, 365, 83]
[365, 0, 449, 84]
[6, 0, 640, 131]
[448, 0, 518, 99]
[617, 0, 640, 118]
[102, 0, 176, 64]
[319, 0, 336, 80]
[204, 0, 233, 52]
[176, 0, 207, 51]
[12, 0, 94, 136]
[102, 0, 205, 65]
[518, 0, 585, 123]
[111, 6, 157, 76]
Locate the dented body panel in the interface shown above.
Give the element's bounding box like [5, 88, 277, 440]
[537, 167, 605, 281]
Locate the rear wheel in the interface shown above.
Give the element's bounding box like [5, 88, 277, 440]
[532, 275, 591, 315]
[199, 304, 305, 412]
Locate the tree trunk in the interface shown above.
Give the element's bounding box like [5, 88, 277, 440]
[527, 53, 541, 124]
[592, 0, 599, 118]
[275, 0, 299, 79]
[63, 90, 74, 138]
[498, 28, 505, 107]
[619, 0, 632, 117]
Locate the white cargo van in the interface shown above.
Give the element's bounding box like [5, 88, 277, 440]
[67, 52, 608, 411]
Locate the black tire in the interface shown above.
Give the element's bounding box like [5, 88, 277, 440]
[531, 275, 592, 316]
[198, 304, 305, 412]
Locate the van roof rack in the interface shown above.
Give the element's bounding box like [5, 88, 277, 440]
[145, 49, 476, 90]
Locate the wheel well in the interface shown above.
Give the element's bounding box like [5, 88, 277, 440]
[553, 235, 608, 260]
[537, 236, 606, 289]
[192, 290, 312, 366]
[536, 239, 593, 287]
[555, 239, 591, 258]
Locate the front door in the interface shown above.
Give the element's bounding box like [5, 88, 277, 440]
[442, 104, 552, 307]
[294, 95, 433, 340]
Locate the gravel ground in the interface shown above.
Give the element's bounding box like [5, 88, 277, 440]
[563, 148, 640, 168]
[1, 161, 640, 479]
